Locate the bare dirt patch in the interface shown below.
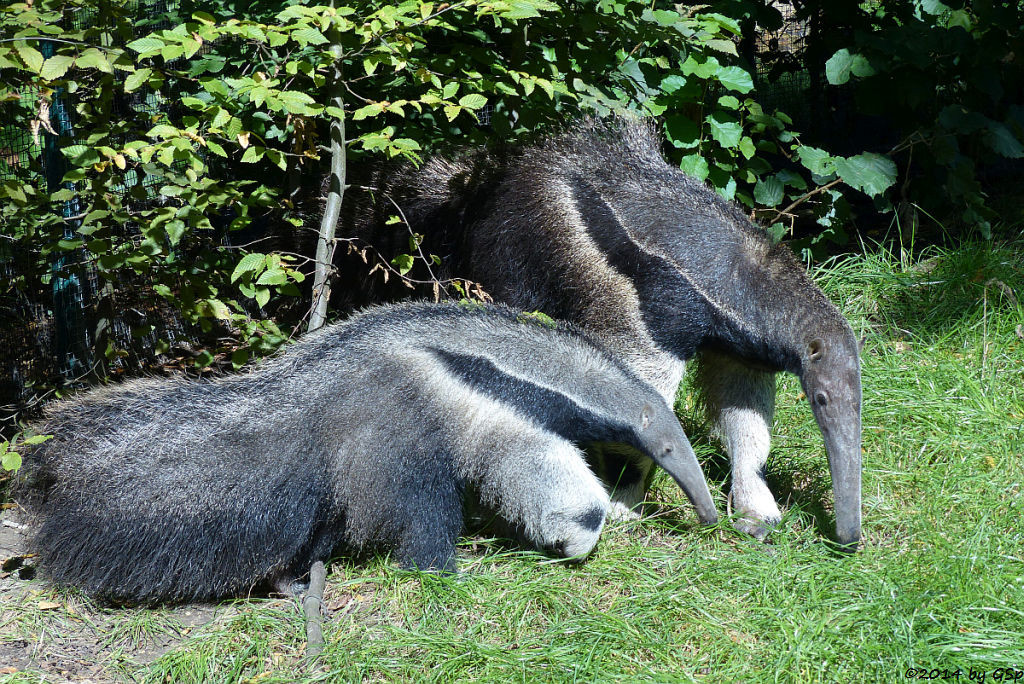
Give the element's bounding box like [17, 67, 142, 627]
[1, 506, 231, 682]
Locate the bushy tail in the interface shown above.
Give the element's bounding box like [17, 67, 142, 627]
[18, 380, 343, 604]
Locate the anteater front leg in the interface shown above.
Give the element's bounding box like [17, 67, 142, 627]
[390, 464, 464, 573]
[585, 443, 653, 521]
[695, 350, 780, 539]
[477, 436, 611, 561]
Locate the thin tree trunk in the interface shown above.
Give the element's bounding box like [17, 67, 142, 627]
[309, 39, 345, 332]
[303, 560, 327, 661]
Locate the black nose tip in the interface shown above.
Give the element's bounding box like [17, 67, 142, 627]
[543, 540, 567, 556]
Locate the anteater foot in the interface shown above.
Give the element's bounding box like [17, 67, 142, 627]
[606, 501, 642, 522]
[728, 485, 782, 541]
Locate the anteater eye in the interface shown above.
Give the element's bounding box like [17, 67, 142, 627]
[815, 391, 829, 407]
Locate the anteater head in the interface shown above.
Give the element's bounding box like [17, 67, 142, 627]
[633, 401, 719, 527]
[798, 327, 862, 551]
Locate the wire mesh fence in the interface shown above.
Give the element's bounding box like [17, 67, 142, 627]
[1, 1, 192, 430]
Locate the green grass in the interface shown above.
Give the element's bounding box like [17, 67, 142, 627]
[2, 240, 1022, 682]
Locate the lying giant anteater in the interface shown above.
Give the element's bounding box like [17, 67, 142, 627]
[17, 302, 717, 604]
[351, 117, 862, 547]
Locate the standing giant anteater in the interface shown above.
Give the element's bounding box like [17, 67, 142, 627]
[350, 117, 862, 548]
[17, 302, 717, 604]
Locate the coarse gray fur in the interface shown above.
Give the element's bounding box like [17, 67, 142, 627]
[16, 301, 717, 604]
[348, 116, 862, 547]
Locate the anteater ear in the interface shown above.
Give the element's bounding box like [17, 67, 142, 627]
[641, 404, 652, 429]
[807, 338, 825, 362]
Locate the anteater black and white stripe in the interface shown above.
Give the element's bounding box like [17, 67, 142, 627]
[17, 302, 717, 604]
[349, 116, 863, 547]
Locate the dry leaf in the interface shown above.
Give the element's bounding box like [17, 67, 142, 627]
[37, 601, 60, 610]
[29, 98, 57, 146]
[237, 131, 250, 149]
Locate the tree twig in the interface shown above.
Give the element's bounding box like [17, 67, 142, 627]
[303, 560, 327, 662]
[308, 20, 346, 333]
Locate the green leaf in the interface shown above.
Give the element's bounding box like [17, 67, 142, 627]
[160, 44, 184, 62]
[22, 434, 53, 446]
[2, 449, 22, 472]
[3, 183, 27, 203]
[76, 47, 112, 73]
[833, 153, 897, 196]
[644, 8, 680, 26]
[211, 107, 231, 129]
[704, 39, 738, 56]
[767, 222, 788, 243]
[716, 66, 753, 93]
[278, 90, 320, 115]
[264, 149, 287, 171]
[938, 105, 987, 134]
[797, 146, 836, 176]
[203, 298, 231, 320]
[660, 74, 687, 94]
[16, 44, 44, 73]
[352, 103, 385, 120]
[147, 124, 179, 139]
[291, 27, 329, 46]
[62, 145, 101, 166]
[206, 140, 227, 157]
[127, 36, 166, 55]
[124, 67, 152, 92]
[718, 95, 740, 109]
[231, 349, 250, 369]
[707, 114, 742, 148]
[254, 287, 270, 308]
[256, 268, 287, 286]
[680, 55, 719, 80]
[241, 146, 265, 163]
[162, 219, 185, 245]
[754, 176, 784, 207]
[714, 175, 737, 201]
[825, 49, 874, 86]
[678, 153, 710, 181]
[231, 252, 266, 282]
[40, 54, 75, 80]
[738, 136, 756, 160]
[920, 0, 950, 14]
[500, 1, 543, 19]
[983, 122, 1024, 159]
[458, 93, 487, 110]
[391, 253, 414, 276]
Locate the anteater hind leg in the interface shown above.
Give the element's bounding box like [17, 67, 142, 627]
[694, 350, 780, 539]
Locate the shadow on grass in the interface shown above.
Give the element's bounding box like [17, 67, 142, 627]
[683, 418, 843, 548]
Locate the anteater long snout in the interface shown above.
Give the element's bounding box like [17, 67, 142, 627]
[646, 421, 718, 526]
